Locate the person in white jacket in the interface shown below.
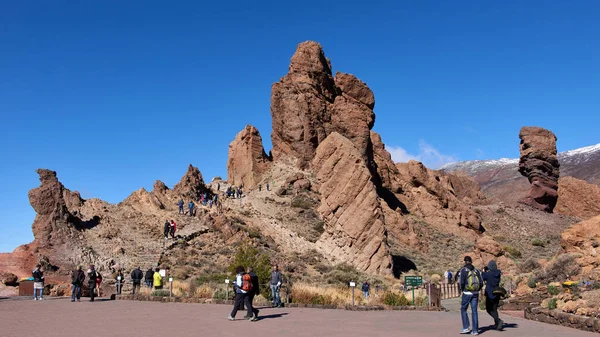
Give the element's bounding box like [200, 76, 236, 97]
[228, 266, 256, 321]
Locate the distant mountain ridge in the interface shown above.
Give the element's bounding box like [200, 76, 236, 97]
[441, 143, 600, 204]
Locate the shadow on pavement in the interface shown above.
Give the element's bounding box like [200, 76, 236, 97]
[480, 322, 518, 332]
[257, 312, 289, 321]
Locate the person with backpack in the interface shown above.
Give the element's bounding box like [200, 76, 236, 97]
[270, 264, 283, 308]
[87, 265, 101, 302]
[458, 256, 483, 335]
[71, 265, 85, 302]
[444, 270, 453, 284]
[153, 268, 163, 290]
[145, 268, 154, 288]
[32, 264, 44, 301]
[482, 260, 504, 331]
[178, 199, 184, 214]
[244, 266, 260, 320]
[131, 266, 143, 295]
[228, 265, 256, 321]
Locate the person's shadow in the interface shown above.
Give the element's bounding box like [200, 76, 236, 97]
[256, 313, 289, 321]
[480, 322, 518, 333]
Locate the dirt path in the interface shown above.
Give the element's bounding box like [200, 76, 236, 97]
[0, 298, 596, 337]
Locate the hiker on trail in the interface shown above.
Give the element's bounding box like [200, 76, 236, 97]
[458, 256, 483, 335]
[238, 187, 243, 198]
[208, 199, 213, 208]
[188, 201, 195, 216]
[228, 266, 256, 321]
[153, 268, 163, 290]
[266, 183, 270, 191]
[244, 266, 260, 320]
[32, 264, 44, 301]
[115, 270, 124, 295]
[169, 220, 176, 239]
[178, 199, 184, 214]
[444, 270, 453, 284]
[87, 265, 101, 302]
[270, 264, 283, 308]
[131, 266, 144, 295]
[482, 260, 504, 331]
[259, 184, 262, 192]
[163, 220, 170, 239]
[71, 265, 85, 302]
[362, 280, 370, 299]
[145, 268, 154, 288]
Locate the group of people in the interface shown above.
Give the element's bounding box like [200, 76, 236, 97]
[228, 264, 284, 322]
[457, 256, 504, 335]
[226, 186, 243, 199]
[69, 264, 102, 302]
[163, 220, 177, 239]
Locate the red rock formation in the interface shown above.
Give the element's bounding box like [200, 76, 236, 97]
[518, 127, 560, 212]
[312, 132, 391, 273]
[227, 125, 272, 189]
[173, 164, 210, 201]
[555, 177, 600, 219]
[270, 41, 375, 167]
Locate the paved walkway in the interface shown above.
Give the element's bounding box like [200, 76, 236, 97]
[0, 298, 596, 337]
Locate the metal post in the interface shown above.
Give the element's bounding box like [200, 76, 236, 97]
[226, 279, 230, 301]
[169, 276, 173, 297]
[428, 282, 431, 307]
[412, 286, 415, 306]
[352, 285, 355, 306]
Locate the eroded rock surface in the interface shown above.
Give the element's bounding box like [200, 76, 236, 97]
[227, 125, 271, 189]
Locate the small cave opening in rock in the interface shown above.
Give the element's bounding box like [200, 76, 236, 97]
[391, 255, 417, 278]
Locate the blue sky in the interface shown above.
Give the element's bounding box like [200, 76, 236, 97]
[1, 1, 599, 252]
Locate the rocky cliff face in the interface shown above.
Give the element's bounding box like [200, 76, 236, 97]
[518, 127, 560, 212]
[270, 41, 375, 168]
[558, 215, 600, 279]
[227, 125, 271, 188]
[555, 177, 600, 220]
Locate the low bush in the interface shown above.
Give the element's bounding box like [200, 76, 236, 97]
[548, 298, 557, 310]
[151, 289, 171, 297]
[383, 292, 410, 306]
[535, 253, 581, 284]
[503, 245, 522, 258]
[527, 278, 537, 289]
[548, 285, 560, 296]
[531, 238, 545, 247]
[519, 258, 541, 273]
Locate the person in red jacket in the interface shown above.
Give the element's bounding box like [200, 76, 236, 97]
[169, 220, 176, 239]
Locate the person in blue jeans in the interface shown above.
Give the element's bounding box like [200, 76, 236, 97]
[269, 264, 283, 307]
[458, 256, 483, 335]
[362, 280, 370, 299]
[71, 265, 85, 302]
[32, 264, 44, 300]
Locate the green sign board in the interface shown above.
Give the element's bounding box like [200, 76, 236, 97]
[404, 276, 423, 287]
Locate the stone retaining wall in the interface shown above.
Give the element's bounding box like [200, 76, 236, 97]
[524, 305, 600, 333]
[116, 295, 440, 311]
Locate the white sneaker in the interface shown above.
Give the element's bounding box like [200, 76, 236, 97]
[39, 298, 44, 301]
[459, 329, 471, 334]
[34, 298, 37, 301]
[228, 315, 235, 321]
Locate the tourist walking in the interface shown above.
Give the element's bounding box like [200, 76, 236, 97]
[115, 269, 124, 295]
[188, 200, 195, 216]
[482, 261, 504, 331]
[458, 256, 483, 335]
[131, 266, 143, 295]
[362, 280, 370, 299]
[153, 268, 163, 290]
[169, 220, 176, 239]
[178, 199, 184, 214]
[32, 264, 44, 301]
[71, 265, 85, 302]
[163, 220, 170, 239]
[244, 267, 260, 320]
[87, 265, 101, 302]
[270, 264, 283, 307]
[145, 268, 154, 288]
[228, 266, 255, 321]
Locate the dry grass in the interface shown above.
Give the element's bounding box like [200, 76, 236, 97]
[290, 282, 428, 306]
[194, 284, 215, 298]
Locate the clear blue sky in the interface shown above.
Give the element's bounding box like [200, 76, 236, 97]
[1, 1, 599, 252]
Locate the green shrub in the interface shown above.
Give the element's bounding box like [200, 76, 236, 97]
[531, 238, 545, 247]
[519, 258, 541, 273]
[228, 244, 272, 298]
[414, 296, 429, 307]
[548, 285, 560, 296]
[383, 292, 410, 306]
[213, 289, 227, 300]
[290, 195, 313, 209]
[495, 207, 505, 214]
[527, 278, 537, 289]
[548, 298, 557, 310]
[534, 253, 581, 284]
[194, 273, 229, 285]
[594, 283, 600, 290]
[151, 290, 171, 297]
[248, 227, 261, 239]
[504, 245, 522, 258]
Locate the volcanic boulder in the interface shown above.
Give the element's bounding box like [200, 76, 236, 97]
[270, 41, 375, 167]
[518, 127, 560, 212]
[555, 177, 600, 219]
[227, 125, 272, 189]
[312, 132, 391, 274]
[173, 164, 210, 201]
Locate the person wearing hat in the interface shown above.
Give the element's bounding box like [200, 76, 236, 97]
[458, 256, 483, 335]
[71, 265, 86, 302]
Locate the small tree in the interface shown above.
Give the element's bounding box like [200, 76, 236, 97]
[229, 243, 272, 298]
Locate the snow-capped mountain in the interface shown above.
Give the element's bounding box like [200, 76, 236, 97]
[441, 143, 600, 204]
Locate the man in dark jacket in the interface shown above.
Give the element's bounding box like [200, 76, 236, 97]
[270, 264, 283, 307]
[87, 265, 100, 302]
[458, 256, 483, 335]
[71, 265, 85, 302]
[244, 267, 260, 320]
[131, 267, 144, 295]
[145, 268, 154, 288]
[482, 260, 504, 331]
[163, 220, 170, 239]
